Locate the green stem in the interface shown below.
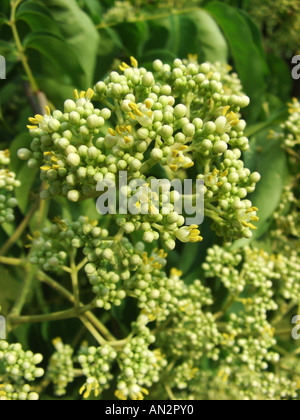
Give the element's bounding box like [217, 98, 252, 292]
[0, 256, 24, 266]
[96, 7, 200, 30]
[10, 0, 39, 93]
[79, 316, 107, 346]
[85, 312, 117, 342]
[165, 384, 176, 401]
[9, 264, 37, 317]
[8, 302, 96, 325]
[0, 202, 38, 256]
[38, 271, 119, 344]
[70, 251, 80, 311]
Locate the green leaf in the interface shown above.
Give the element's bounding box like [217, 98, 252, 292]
[16, 1, 61, 35]
[115, 21, 149, 58]
[0, 266, 21, 316]
[179, 243, 203, 275]
[144, 10, 228, 62]
[43, 0, 100, 87]
[15, 164, 38, 214]
[24, 32, 85, 87]
[81, 0, 103, 24]
[267, 54, 293, 101]
[37, 77, 75, 107]
[205, 2, 268, 121]
[182, 10, 228, 62]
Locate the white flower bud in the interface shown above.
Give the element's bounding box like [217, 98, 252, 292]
[66, 153, 80, 167]
[151, 148, 163, 160]
[18, 148, 32, 161]
[87, 115, 105, 129]
[48, 119, 61, 132]
[67, 190, 80, 202]
[142, 72, 155, 87]
[64, 99, 76, 113]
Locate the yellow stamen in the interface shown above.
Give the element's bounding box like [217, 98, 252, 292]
[108, 128, 117, 136]
[34, 114, 44, 123]
[223, 106, 231, 116]
[145, 100, 152, 110]
[128, 112, 136, 120]
[73, 89, 79, 99]
[134, 108, 144, 117]
[45, 105, 51, 116]
[129, 102, 138, 110]
[130, 56, 138, 68]
[85, 88, 94, 100]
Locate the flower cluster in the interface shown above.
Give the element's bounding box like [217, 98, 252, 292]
[39, 234, 300, 401]
[249, 0, 300, 55]
[270, 98, 300, 150]
[101, 0, 201, 26]
[18, 57, 260, 243]
[0, 150, 20, 224]
[103, 1, 136, 24]
[47, 338, 75, 397]
[0, 341, 43, 400]
[78, 344, 117, 399]
[115, 320, 167, 401]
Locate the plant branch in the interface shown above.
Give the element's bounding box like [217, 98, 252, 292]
[0, 202, 38, 257]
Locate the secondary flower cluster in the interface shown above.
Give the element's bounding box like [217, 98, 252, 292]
[270, 98, 300, 149]
[28, 217, 200, 312]
[0, 150, 20, 225]
[0, 341, 43, 401]
[18, 57, 260, 242]
[101, 0, 201, 26]
[42, 238, 300, 400]
[249, 0, 300, 55]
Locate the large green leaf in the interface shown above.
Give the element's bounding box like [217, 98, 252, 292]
[205, 2, 268, 121]
[144, 10, 228, 63]
[15, 164, 38, 214]
[182, 10, 228, 62]
[16, 1, 61, 35]
[24, 32, 85, 87]
[43, 0, 100, 87]
[0, 266, 21, 316]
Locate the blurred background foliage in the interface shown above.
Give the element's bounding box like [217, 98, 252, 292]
[0, 0, 299, 382]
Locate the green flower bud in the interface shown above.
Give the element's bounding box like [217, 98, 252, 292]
[183, 123, 196, 137]
[66, 153, 81, 167]
[142, 72, 155, 87]
[151, 148, 163, 160]
[67, 190, 80, 202]
[160, 125, 174, 140]
[213, 141, 228, 154]
[64, 99, 76, 113]
[153, 59, 163, 71]
[87, 115, 105, 129]
[18, 148, 32, 161]
[69, 111, 81, 125]
[250, 172, 261, 183]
